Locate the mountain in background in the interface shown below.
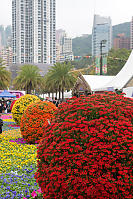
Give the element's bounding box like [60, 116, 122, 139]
[72, 22, 130, 56]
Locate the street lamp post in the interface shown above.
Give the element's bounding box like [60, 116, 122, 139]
[100, 40, 107, 75]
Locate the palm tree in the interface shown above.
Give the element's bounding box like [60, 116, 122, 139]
[13, 64, 44, 94]
[0, 58, 11, 89]
[45, 62, 76, 100]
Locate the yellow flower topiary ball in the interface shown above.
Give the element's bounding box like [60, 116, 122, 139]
[11, 94, 40, 125]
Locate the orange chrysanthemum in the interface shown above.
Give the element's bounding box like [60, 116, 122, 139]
[20, 101, 57, 144]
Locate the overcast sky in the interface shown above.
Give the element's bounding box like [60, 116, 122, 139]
[1, 0, 133, 37]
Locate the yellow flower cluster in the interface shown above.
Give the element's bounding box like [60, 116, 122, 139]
[3, 129, 22, 137]
[0, 130, 37, 173]
[11, 94, 40, 125]
[4, 118, 15, 122]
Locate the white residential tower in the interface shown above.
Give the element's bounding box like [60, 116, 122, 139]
[12, 0, 56, 64]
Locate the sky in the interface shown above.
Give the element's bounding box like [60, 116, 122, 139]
[1, 0, 133, 38]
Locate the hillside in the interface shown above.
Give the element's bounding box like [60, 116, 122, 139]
[112, 22, 130, 39]
[72, 35, 92, 56]
[72, 22, 130, 56]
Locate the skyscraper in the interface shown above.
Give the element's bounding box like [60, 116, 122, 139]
[12, 0, 56, 64]
[92, 15, 112, 57]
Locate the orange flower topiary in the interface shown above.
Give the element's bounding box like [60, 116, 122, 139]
[20, 101, 57, 144]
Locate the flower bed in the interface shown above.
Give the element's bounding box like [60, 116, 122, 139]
[11, 94, 40, 125]
[35, 92, 133, 198]
[20, 101, 57, 144]
[0, 113, 43, 198]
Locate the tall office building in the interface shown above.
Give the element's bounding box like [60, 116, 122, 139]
[92, 15, 112, 57]
[12, 0, 56, 64]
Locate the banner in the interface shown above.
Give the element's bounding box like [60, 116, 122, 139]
[102, 56, 107, 74]
[95, 56, 107, 75]
[95, 56, 100, 75]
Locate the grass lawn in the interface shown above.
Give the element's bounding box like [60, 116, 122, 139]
[0, 114, 43, 199]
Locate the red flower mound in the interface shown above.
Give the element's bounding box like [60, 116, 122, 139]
[20, 101, 57, 144]
[35, 92, 133, 199]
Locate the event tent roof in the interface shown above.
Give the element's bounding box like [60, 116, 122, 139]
[0, 90, 16, 98]
[98, 50, 133, 90]
[82, 50, 133, 92]
[83, 75, 114, 91]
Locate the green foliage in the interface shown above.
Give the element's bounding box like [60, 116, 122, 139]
[0, 58, 11, 89]
[71, 56, 95, 75]
[13, 64, 44, 94]
[107, 48, 131, 75]
[71, 56, 92, 69]
[44, 62, 76, 99]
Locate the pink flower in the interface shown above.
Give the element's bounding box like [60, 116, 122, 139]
[23, 198, 27, 199]
[37, 187, 43, 193]
[31, 190, 37, 198]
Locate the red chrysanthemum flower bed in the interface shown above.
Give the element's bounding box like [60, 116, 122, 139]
[20, 101, 57, 144]
[35, 92, 133, 199]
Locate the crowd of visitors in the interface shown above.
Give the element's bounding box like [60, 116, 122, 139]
[0, 99, 12, 113]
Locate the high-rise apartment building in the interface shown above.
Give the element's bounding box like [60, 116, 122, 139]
[0, 47, 13, 67]
[56, 29, 74, 62]
[12, 0, 56, 64]
[92, 15, 112, 57]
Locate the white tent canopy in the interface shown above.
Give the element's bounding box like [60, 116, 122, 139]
[83, 75, 114, 92]
[82, 50, 133, 92]
[98, 50, 133, 90]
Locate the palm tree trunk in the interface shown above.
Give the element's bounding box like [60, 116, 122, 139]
[27, 85, 29, 94]
[59, 86, 61, 100]
[62, 88, 64, 101]
[29, 82, 32, 94]
[56, 89, 57, 99]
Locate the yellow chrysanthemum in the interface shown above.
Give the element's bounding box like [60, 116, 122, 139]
[11, 94, 40, 125]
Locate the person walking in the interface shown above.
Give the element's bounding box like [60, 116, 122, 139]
[0, 101, 2, 113]
[0, 114, 3, 134]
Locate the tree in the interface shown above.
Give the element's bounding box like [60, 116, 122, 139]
[45, 62, 76, 100]
[107, 48, 131, 75]
[13, 64, 44, 94]
[0, 58, 11, 89]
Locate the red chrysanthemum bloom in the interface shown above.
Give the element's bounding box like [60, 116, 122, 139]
[35, 92, 133, 199]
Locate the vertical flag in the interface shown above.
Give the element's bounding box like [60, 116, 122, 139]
[95, 56, 100, 75]
[102, 56, 107, 74]
[95, 56, 107, 75]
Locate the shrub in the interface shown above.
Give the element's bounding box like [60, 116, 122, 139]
[11, 94, 40, 125]
[35, 92, 133, 199]
[20, 101, 57, 144]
